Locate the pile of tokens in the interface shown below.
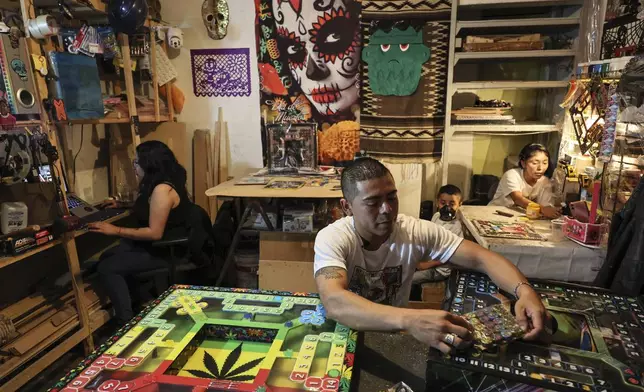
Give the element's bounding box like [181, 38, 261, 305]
[464, 304, 525, 351]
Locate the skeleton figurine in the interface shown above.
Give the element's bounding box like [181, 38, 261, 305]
[202, 0, 229, 40]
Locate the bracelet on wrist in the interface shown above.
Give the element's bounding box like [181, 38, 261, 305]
[513, 281, 532, 298]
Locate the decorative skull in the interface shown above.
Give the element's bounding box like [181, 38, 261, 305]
[202, 0, 229, 40]
[10, 59, 27, 81]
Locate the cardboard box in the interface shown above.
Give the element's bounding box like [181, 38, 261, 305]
[407, 281, 446, 310]
[259, 231, 317, 292]
[259, 260, 317, 293]
[259, 232, 316, 262]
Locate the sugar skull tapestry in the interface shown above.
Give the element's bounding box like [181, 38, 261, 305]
[255, 0, 362, 166]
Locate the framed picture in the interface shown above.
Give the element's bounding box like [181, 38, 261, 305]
[266, 123, 317, 174]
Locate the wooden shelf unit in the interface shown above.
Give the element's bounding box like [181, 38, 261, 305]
[442, 0, 585, 193]
[0, 0, 176, 389]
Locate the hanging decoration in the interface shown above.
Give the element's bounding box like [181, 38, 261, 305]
[190, 48, 252, 97]
[599, 89, 619, 162]
[569, 78, 609, 155]
[362, 26, 430, 96]
[202, 0, 229, 40]
[360, 13, 450, 159]
[255, 0, 362, 167]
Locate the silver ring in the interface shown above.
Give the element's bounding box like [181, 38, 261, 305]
[443, 333, 456, 346]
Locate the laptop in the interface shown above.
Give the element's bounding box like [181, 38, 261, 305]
[38, 164, 126, 223]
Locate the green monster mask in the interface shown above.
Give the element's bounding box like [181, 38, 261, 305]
[362, 27, 430, 96]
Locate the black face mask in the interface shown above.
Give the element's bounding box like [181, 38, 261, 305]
[439, 205, 457, 222]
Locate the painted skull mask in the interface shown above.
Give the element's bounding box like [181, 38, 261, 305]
[202, 0, 229, 40]
[272, 0, 360, 117]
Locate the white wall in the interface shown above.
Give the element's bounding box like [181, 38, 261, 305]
[162, 0, 263, 184]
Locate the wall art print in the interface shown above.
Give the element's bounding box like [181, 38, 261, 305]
[191, 48, 252, 97]
[255, 0, 362, 166]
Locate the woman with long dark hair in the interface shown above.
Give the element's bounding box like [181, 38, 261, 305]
[489, 143, 561, 219]
[89, 141, 190, 324]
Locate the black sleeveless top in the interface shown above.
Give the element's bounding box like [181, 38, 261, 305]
[133, 181, 190, 243]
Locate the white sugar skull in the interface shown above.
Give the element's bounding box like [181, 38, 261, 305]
[202, 0, 229, 40]
[167, 27, 183, 49]
[272, 0, 361, 117]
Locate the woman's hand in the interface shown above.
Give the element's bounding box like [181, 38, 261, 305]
[541, 205, 561, 219]
[100, 198, 121, 209]
[87, 222, 121, 236]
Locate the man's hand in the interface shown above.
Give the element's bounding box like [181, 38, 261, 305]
[514, 285, 549, 340]
[403, 310, 473, 354]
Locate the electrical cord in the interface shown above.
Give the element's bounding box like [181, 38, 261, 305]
[72, 124, 84, 191]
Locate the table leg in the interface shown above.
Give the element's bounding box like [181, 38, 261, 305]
[215, 204, 253, 286]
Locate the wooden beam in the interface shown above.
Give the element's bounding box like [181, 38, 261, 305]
[161, 41, 174, 120]
[150, 30, 160, 122]
[61, 234, 93, 353]
[119, 34, 141, 148]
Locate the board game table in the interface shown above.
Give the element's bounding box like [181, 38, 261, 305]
[459, 206, 606, 283]
[426, 270, 644, 392]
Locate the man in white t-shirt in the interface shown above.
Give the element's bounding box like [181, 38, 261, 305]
[314, 158, 549, 354]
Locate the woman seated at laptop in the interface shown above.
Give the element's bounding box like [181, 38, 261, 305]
[488, 143, 561, 219]
[88, 141, 190, 324]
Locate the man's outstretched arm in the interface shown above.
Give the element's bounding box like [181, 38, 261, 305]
[315, 266, 472, 353]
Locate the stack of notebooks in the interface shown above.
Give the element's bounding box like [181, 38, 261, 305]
[452, 106, 515, 124]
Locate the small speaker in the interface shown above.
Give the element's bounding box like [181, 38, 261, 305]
[0, 36, 40, 119]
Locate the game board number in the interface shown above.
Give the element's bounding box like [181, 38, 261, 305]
[70, 377, 90, 388]
[514, 370, 527, 377]
[115, 382, 134, 391]
[564, 381, 578, 388]
[125, 356, 143, 367]
[305, 377, 323, 388]
[499, 366, 511, 373]
[92, 356, 111, 368]
[322, 378, 339, 390]
[290, 372, 307, 382]
[453, 356, 466, 363]
[105, 358, 126, 370]
[98, 380, 121, 391]
[483, 362, 496, 370]
[81, 366, 101, 377]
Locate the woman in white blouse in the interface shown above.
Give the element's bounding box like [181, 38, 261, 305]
[489, 143, 561, 219]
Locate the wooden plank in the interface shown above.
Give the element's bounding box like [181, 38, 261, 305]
[457, 17, 580, 30]
[119, 33, 141, 149]
[161, 41, 174, 120]
[150, 29, 160, 122]
[0, 308, 108, 391]
[453, 81, 569, 90]
[61, 235, 94, 352]
[455, 49, 576, 61]
[7, 307, 75, 355]
[205, 174, 343, 199]
[193, 130, 209, 214]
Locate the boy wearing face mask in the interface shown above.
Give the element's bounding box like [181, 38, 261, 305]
[412, 185, 464, 285]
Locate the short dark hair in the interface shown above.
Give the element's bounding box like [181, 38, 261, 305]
[518, 143, 554, 177]
[437, 184, 462, 199]
[341, 157, 391, 201]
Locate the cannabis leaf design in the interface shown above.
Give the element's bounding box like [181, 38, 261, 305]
[186, 343, 265, 382]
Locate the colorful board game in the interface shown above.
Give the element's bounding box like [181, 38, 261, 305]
[472, 220, 544, 241]
[49, 286, 356, 392]
[427, 271, 644, 392]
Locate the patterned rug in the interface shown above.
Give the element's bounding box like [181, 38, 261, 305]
[360, 0, 450, 159]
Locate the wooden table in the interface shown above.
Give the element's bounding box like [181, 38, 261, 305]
[459, 206, 606, 283]
[206, 174, 343, 286]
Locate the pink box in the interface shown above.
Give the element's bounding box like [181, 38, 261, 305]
[563, 216, 605, 245]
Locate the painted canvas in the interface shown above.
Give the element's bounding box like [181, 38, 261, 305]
[255, 0, 362, 166]
[472, 220, 545, 241]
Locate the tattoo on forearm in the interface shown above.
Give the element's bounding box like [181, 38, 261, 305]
[315, 267, 344, 280]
